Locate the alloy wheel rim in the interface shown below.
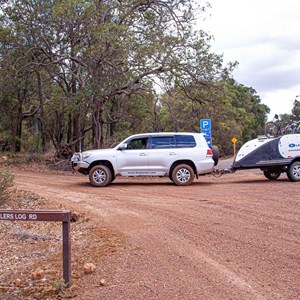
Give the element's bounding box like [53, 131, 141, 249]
[292, 165, 300, 179]
[93, 170, 106, 183]
[176, 169, 190, 182]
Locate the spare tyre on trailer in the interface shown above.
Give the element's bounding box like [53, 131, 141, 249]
[231, 134, 300, 181]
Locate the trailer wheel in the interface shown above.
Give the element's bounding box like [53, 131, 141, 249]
[287, 161, 300, 182]
[263, 170, 281, 180]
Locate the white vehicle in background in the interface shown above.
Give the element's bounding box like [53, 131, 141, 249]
[71, 132, 219, 187]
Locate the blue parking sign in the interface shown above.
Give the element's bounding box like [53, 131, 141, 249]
[203, 130, 212, 146]
[200, 119, 212, 146]
[200, 119, 211, 130]
[203, 130, 211, 139]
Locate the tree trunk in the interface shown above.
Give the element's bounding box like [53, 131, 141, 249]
[73, 114, 80, 151]
[15, 91, 23, 153]
[36, 71, 46, 152]
[92, 102, 103, 149]
[67, 113, 72, 146]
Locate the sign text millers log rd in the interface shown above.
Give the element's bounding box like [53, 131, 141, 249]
[0, 210, 70, 222]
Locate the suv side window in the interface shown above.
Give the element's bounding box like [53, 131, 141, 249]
[175, 135, 196, 148]
[150, 136, 175, 149]
[127, 137, 148, 149]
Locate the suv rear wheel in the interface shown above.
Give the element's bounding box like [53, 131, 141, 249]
[89, 165, 112, 187]
[171, 164, 195, 186]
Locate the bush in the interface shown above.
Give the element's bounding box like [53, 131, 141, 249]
[0, 167, 14, 203]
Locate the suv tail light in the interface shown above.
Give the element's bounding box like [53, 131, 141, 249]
[206, 148, 213, 157]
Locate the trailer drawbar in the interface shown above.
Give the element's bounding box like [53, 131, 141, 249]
[214, 134, 300, 181]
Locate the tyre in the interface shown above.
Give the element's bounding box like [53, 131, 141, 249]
[263, 170, 281, 180]
[211, 145, 219, 166]
[287, 161, 300, 182]
[171, 164, 195, 186]
[89, 165, 112, 187]
[265, 122, 277, 138]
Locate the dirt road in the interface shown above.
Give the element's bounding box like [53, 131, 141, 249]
[15, 169, 300, 299]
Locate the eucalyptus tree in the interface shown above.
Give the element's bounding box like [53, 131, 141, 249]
[0, 0, 54, 152]
[64, 0, 231, 148]
[0, 18, 43, 152]
[0, 0, 230, 153]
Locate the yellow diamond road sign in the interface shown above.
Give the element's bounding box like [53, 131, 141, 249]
[231, 137, 237, 144]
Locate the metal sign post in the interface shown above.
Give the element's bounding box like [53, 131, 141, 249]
[200, 119, 212, 147]
[231, 137, 237, 157]
[0, 209, 72, 287]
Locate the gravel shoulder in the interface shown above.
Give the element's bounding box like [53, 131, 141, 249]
[2, 167, 300, 299]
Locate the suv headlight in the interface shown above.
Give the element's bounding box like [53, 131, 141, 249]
[71, 153, 82, 162]
[82, 152, 92, 160]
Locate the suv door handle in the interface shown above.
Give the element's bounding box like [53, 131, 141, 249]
[139, 153, 147, 156]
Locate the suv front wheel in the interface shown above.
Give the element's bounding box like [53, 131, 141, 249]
[171, 164, 195, 186]
[89, 165, 112, 187]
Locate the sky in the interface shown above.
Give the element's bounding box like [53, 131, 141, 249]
[198, 0, 300, 119]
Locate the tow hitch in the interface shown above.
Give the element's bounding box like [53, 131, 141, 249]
[213, 168, 236, 177]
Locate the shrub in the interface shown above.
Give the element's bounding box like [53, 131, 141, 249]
[0, 167, 15, 203]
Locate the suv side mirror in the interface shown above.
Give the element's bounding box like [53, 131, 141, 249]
[118, 143, 128, 150]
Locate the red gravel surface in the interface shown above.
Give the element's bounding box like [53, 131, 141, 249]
[13, 168, 300, 299]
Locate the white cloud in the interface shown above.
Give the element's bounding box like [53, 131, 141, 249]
[198, 0, 300, 117]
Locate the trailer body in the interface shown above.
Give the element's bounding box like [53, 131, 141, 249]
[231, 134, 300, 181]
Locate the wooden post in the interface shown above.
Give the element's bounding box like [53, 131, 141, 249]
[62, 212, 72, 287]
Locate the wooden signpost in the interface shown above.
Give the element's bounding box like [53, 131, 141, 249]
[0, 209, 72, 287]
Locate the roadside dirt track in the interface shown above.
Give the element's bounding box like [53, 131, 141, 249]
[15, 169, 300, 300]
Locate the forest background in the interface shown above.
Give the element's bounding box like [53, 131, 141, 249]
[0, 0, 299, 157]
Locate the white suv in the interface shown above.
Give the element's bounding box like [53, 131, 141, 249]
[71, 132, 218, 187]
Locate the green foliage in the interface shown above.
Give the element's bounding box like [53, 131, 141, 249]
[0, 0, 271, 155]
[292, 100, 300, 117]
[23, 132, 43, 153]
[113, 120, 132, 143]
[158, 78, 270, 156]
[0, 167, 15, 204]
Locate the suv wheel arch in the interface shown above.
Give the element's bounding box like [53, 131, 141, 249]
[89, 160, 115, 180]
[170, 160, 196, 177]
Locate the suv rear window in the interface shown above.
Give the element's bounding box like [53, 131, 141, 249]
[150, 135, 196, 148]
[175, 135, 196, 148]
[150, 136, 175, 149]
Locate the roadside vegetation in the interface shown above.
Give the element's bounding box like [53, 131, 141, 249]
[0, 167, 14, 204]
